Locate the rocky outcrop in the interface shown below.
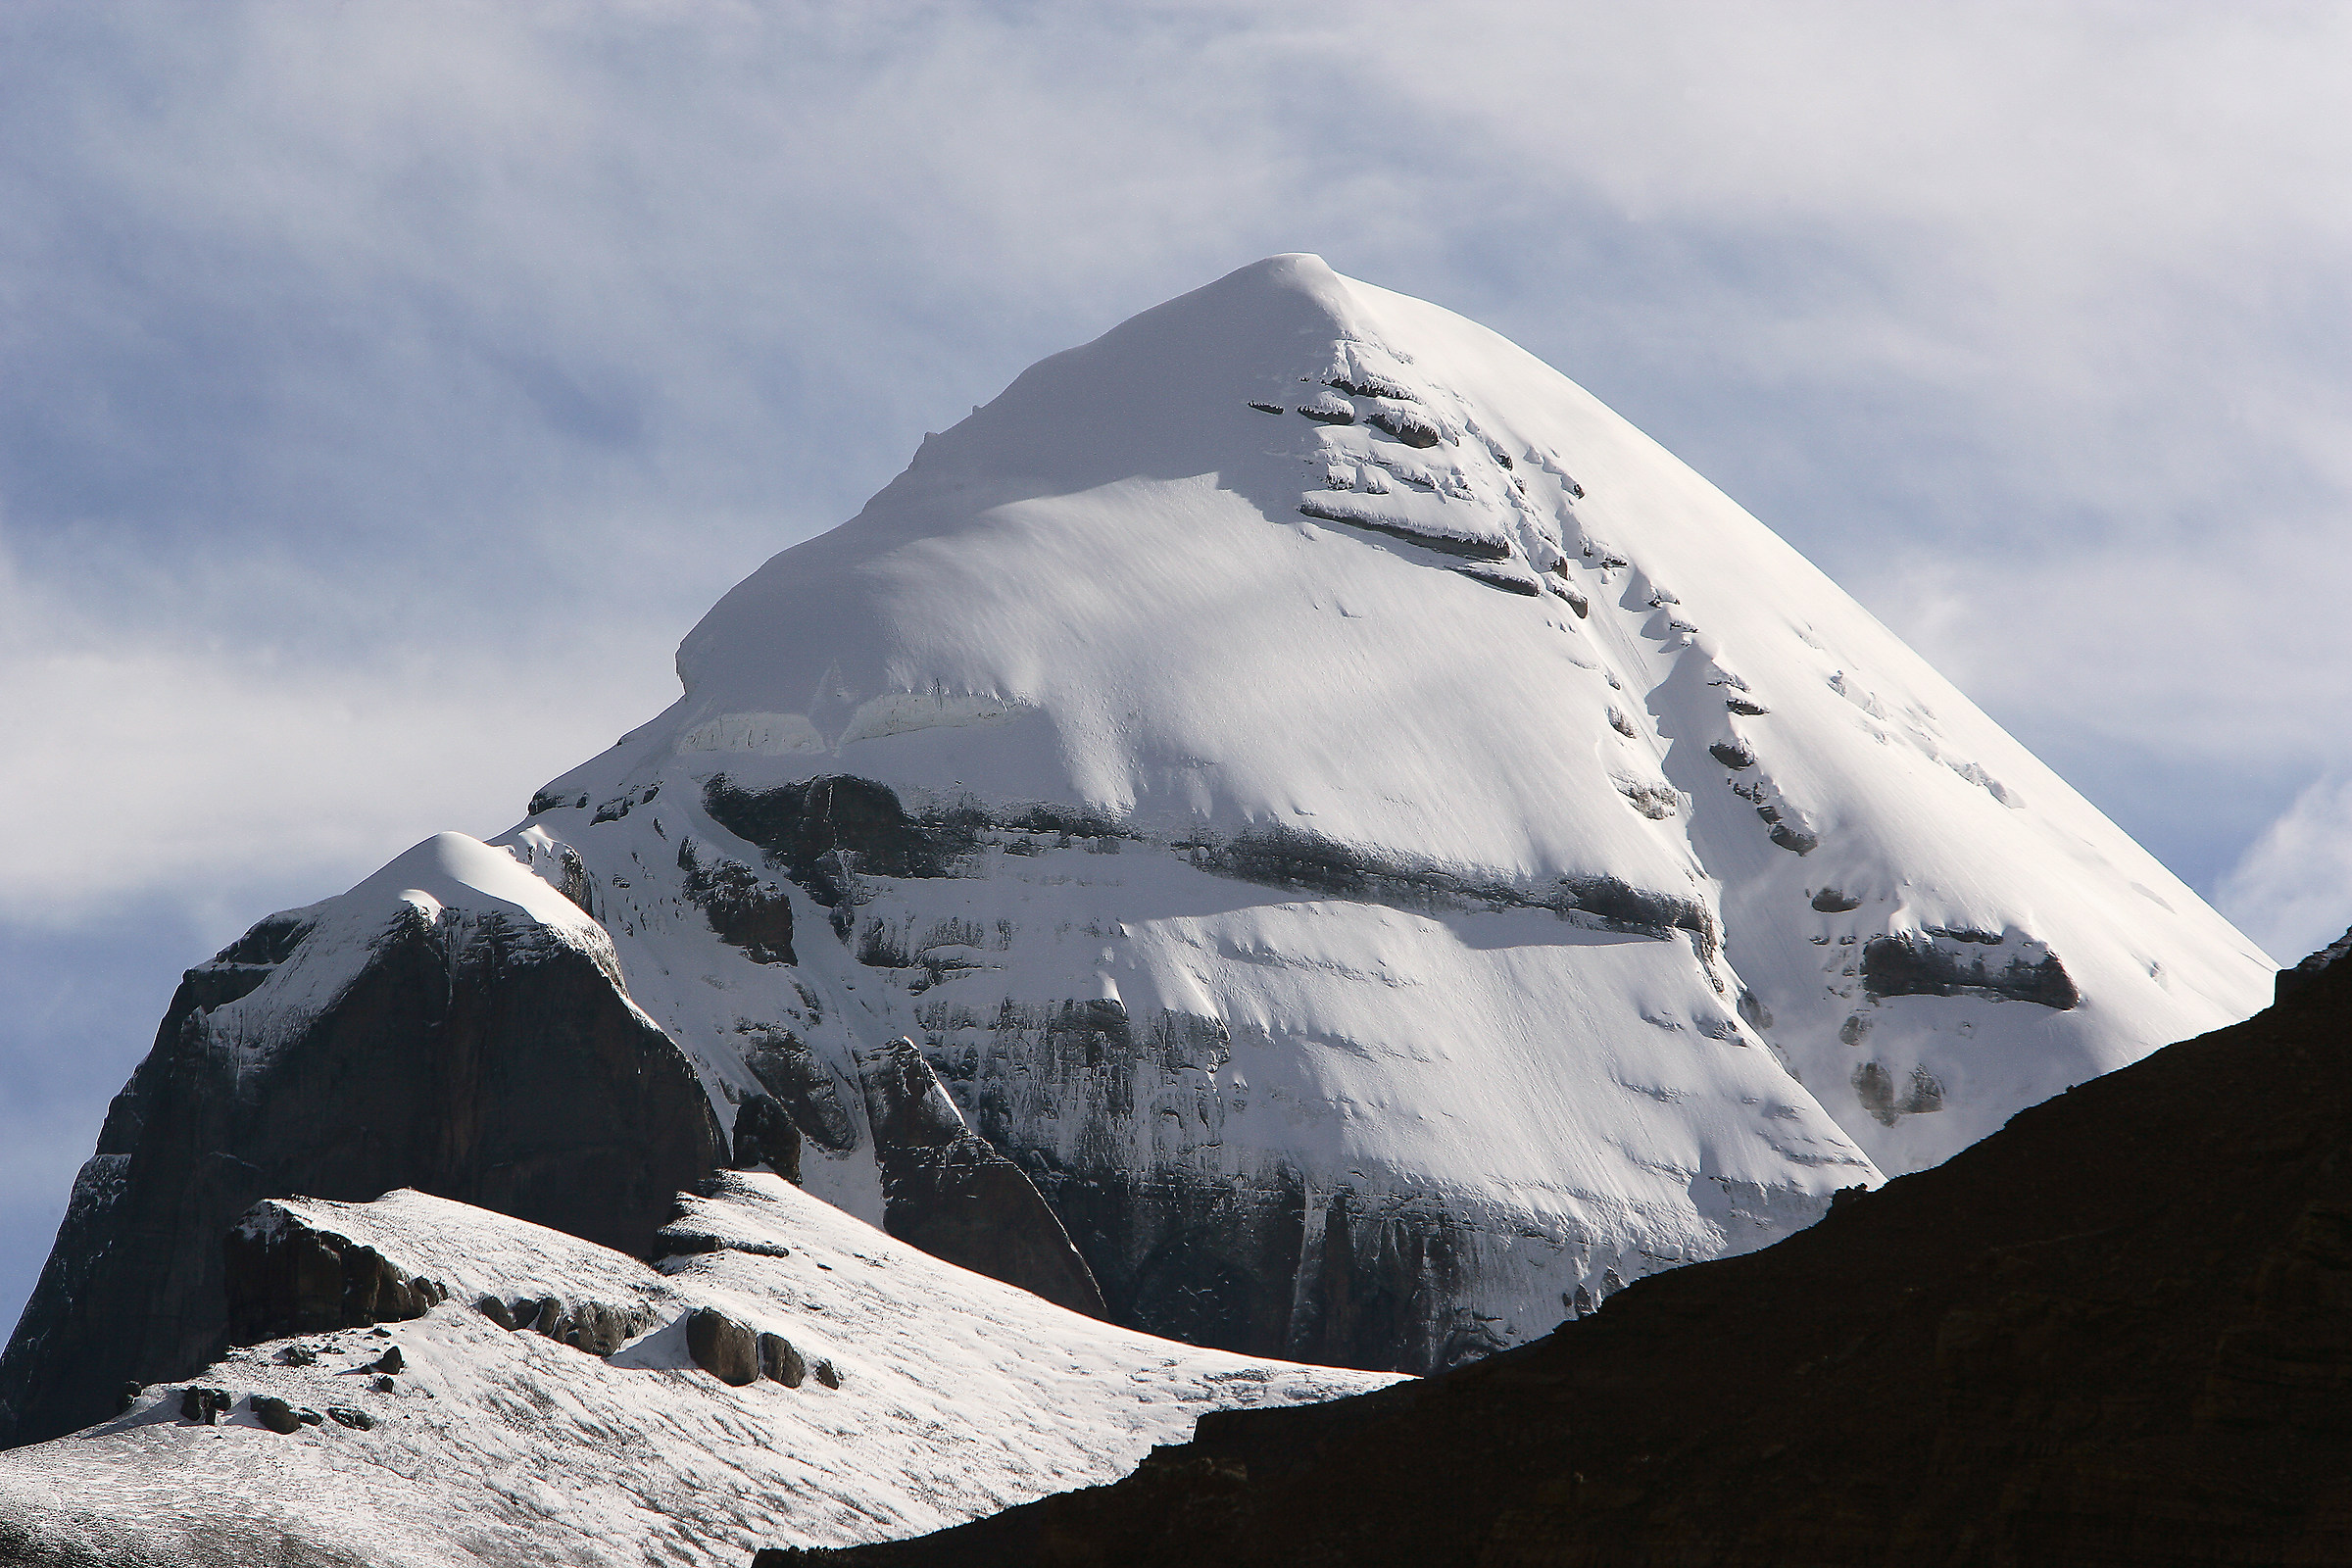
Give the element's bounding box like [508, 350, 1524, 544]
[482, 1291, 659, 1355]
[858, 1038, 1105, 1319]
[732, 1094, 804, 1182]
[778, 935, 2352, 1568]
[1861, 930, 2081, 1009]
[0, 875, 725, 1449]
[702, 774, 983, 917]
[223, 1202, 448, 1345]
[2273, 923, 2352, 1004]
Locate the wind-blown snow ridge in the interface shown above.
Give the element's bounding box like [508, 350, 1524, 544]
[0, 1182, 1394, 1566]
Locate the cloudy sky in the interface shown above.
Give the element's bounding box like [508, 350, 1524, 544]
[4, 1, 2349, 1337]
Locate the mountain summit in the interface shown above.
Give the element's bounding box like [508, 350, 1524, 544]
[3, 256, 2271, 1448]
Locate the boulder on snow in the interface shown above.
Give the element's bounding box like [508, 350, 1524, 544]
[178, 1386, 229, 1425]
[759, 1331, 807, 1388]
[249, 1394, 302, 1434]
[686, 1308, 760, 1387]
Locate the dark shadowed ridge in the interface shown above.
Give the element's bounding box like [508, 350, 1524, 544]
[760, 949, 2352, 1566]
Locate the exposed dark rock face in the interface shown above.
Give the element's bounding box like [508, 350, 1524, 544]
[1365, 406, 1441, 448]
[703, 774, 982, 910]
[1294, 501, 1512, 561]
[773, 950, 2352, 1568]
[731, 1095, 804, 1183]
[679, 843, 797, 964]
[1556, 875, 1716, 957]
[921, 1000, 1508, 1373]
[0, 904, 724, 1449]
[738, 1025, 860, 1154]
[1851, 1059, 1946, 1125]
[1707, 739, 1755, 770]
[857, 1037, 1106, 1319]
[222, 1204, 447, 1345]
[1863, 932, 2082, 1009]
[2274, 925, 2352, 1005]
[1810, 887, 1861, 913]
[1455, 564, 1543, 596]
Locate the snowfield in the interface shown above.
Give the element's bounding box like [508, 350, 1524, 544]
[0, 1183, 1395, 1566]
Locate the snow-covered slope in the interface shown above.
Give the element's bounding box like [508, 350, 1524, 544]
[0, 1182, 1393, 1566]
[482, 254, 2268, 1368]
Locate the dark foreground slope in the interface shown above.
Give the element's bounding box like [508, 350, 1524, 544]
[775, 956, 2352, 1567]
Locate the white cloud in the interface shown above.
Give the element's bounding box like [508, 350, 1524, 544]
[0, 533, 684, 927]
[2219, 775, 2352, 969]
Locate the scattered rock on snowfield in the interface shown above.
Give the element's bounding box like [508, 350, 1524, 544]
[0, 1183, 1396, 1564]
[250, 1395, 302, 1434]
[178, 1386, 229, 1425]
[687, 1307, 760, 1387]
[527, 1294, 660, 1355]
[760, 1332, 807, 1388]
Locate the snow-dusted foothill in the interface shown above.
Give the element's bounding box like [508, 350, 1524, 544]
[0, 1184, 1393, 1567]
[0, 832, 726, 1447]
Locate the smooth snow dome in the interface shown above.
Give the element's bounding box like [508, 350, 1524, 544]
[0, 1183, 1392, 1564]
[493, 255, 2271, 1352]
